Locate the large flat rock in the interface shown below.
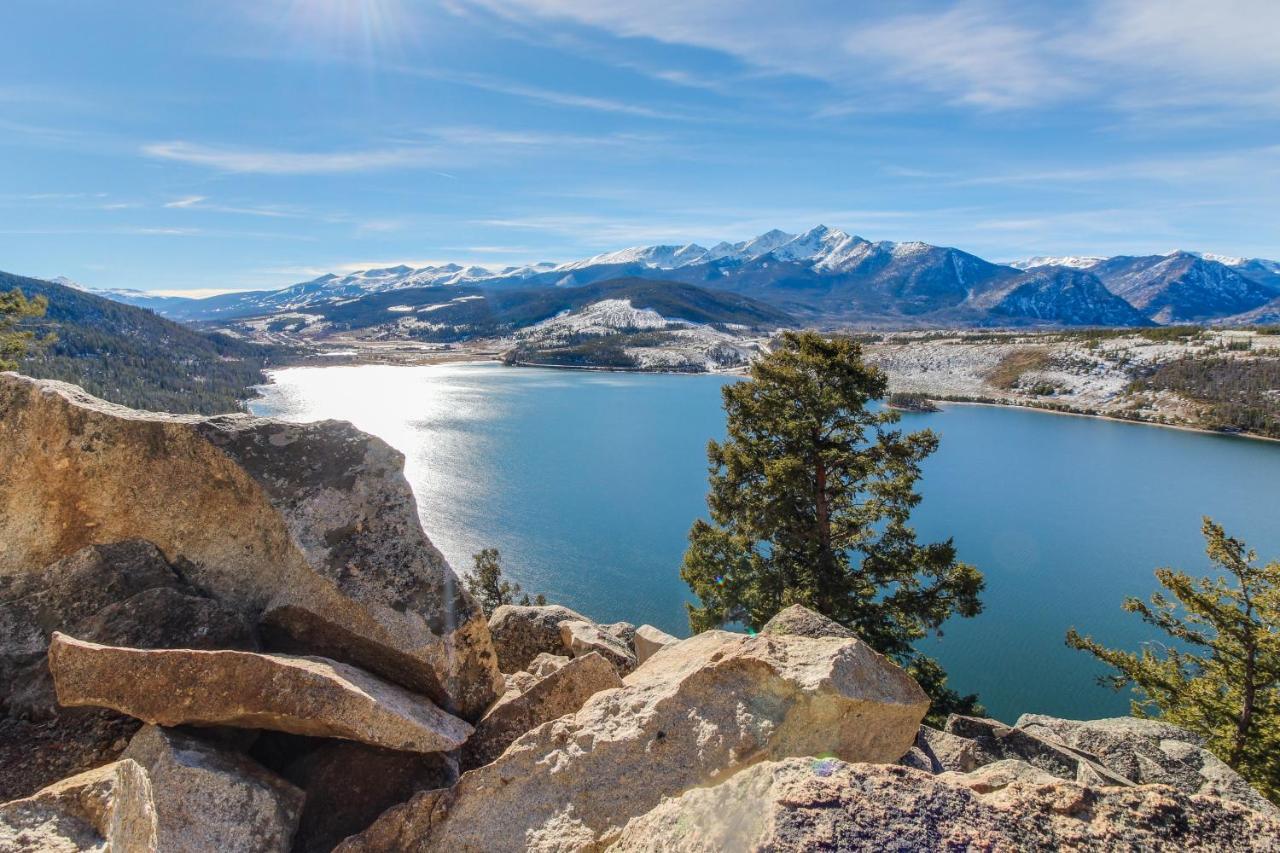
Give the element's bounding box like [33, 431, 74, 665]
[0, 759, 159, 852]
[611, 758, 1280, 852]
[339, 630, 928, 851]
[49, 634, 473, 754]
[0, 374, 499, 720]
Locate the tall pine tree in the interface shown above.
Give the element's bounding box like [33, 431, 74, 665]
[0, 288, 48, 371]
[681, 331, 984, 719]
[1068, 518, 1280, 803]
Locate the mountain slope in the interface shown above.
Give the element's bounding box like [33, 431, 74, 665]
[971, 267, 1153, 327]
[1090, 252, 1274, 323]
[245, 277, 795, 342]
[2, 272, 285, 413]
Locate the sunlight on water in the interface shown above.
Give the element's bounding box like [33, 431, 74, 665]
[252, 362, 1280, 721]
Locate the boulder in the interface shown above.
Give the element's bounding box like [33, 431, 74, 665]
[339, 630, 928, 852]
[1016, 713, 1278, 816]
[945, 714, 1134, 787]
[0, 759, 159, 852]
[610, 758, 1280, 852]
[527, 653, 570, 679]
[462, 652, 622, 771]
[0, 712, 141, 804]
[0, 374, 500, 720]
[49, 634, 473, 753]
[916, 725, 983, 773]
[123, 725, 303, 853]
[278, 740, 457, 853]
[632, 625, 678, 665]
[558, 620, 637, 675]
[602, 621, 637, 650]
[760, 603, 856, 640]
[487, 604, 590, 673]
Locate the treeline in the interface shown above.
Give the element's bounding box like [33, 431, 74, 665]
[1131, 356, 1280, 438]
[5, 272, 291, 414]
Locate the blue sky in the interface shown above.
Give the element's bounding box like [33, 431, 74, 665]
[2, 0, 1278, 294]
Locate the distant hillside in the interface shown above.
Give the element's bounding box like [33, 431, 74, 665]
[253, 276, 795, 341]
[3, 272, 288, 414]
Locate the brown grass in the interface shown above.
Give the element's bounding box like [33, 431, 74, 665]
[984, 348, 1053, 390]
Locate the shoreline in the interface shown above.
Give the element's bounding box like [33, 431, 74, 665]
[251, 350, 1278, 444]
[933, 398, 1280, 444]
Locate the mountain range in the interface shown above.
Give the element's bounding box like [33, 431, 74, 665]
[50, 226, 1280, 329]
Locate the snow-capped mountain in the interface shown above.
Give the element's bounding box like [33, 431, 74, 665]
[1089, 251, 1275, 323]
[1006, 256, 1105, 271]
[62, 227, 1280, 328]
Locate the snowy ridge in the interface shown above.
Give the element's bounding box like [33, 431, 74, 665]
[1006, 256, 1105, 271]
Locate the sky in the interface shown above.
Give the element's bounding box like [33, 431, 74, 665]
[2, 0, 1279, 295]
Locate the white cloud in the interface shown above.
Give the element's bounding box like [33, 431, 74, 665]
[164, 195, 207, 208]
[143, 141, 443, 174]
[460, 0, 1280, 116]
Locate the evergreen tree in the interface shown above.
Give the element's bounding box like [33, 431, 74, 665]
[1068, 518, 1280, 803]
[0, 288, 49, 370]
[465, 548, 545, 615]
[681, 331, 985, 719]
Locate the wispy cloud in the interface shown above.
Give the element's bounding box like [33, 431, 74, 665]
[164, 195, 207, 208]
[142, 141, 445, 174]
[398, 67, 687, 119]
[461, 0, 1280, 118]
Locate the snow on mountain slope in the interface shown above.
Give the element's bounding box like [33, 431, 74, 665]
[1007, 256, 1105, 271]
[523, 299, 680, 338]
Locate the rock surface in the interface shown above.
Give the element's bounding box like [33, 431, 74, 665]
[1017, 713, 1279, 816]
[945, 714, 1134, 787]
[487, 604, 590, 673]
[610, 757, 1280, 852]
[462, 652, 622, 771]
[0, 373, 499, 720]
[759, 603, 856, 640]
[527, 653, 571, 679]
[0, 759, 159, 852]
[632, 625, 678, 665]
[339, 630, 928, 852]
[558, 620, 637, 675]
[123, 725, 303, 853]
[0, 540, 257, 801]
[49, 634, 473, 753]
[277, 739, 458, 853]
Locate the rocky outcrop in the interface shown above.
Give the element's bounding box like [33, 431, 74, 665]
[0, 759, 159, 852]
[558, 620, 637, 675]
[462, 652, 622, 772]
[340, 630, 928, 852]
[632, 625, 678, 665]
[0, 374, 499, 720]
[760, 603, 856, 640]
[1017, 713, 1279, 816]
[49, 634, 473, 753]
[123, 725, 303, 853]
[944, 714, 1134, 787]
[610, 757, 1280, 852]
[487, 604, 590, 673]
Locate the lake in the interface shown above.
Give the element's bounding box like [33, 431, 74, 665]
[250, 362, 1280, 723]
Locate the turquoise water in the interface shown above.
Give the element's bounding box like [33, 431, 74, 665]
[250, 362, 1280, 722]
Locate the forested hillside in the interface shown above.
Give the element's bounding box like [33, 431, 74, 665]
[3, 272, 287, 414]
